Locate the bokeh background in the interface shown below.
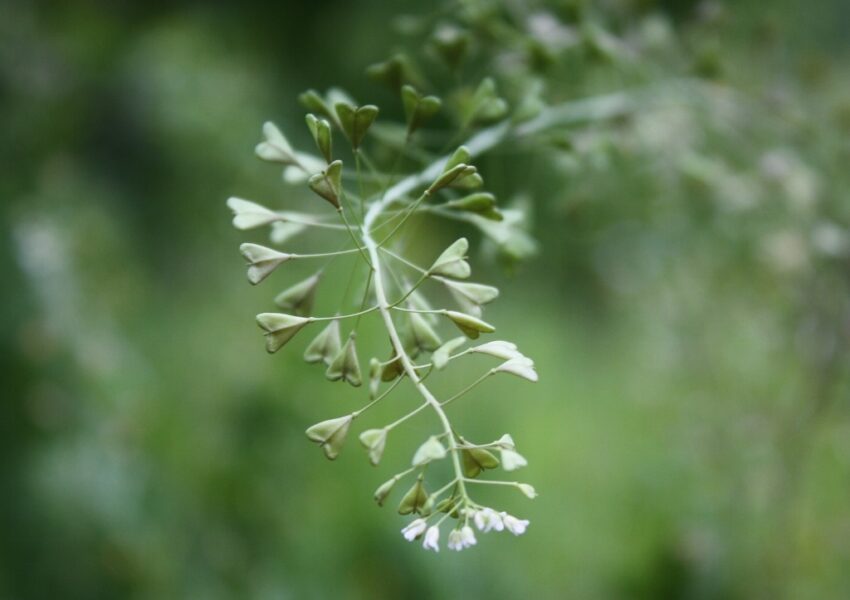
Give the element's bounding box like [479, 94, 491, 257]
[2, 0, 850, 598]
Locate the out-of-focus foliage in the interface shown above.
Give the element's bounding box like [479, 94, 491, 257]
[1, 0, 849, 598]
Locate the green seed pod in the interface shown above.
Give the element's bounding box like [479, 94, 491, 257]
[255, 121, 296, 164]
[373, 477, 397, 507]
[307, 160, 343, 208]
[432, 337, 466, 370]
[335, 102, 379, 150]
[274, 272, 321, 316]
[325, 333, 363, 387]
[408, 312, 442, 353]
[442, 279, 499, 317]
[359, 428, 388, 466]
[305, 414, 352, 460]
[256, 313, 310, 353]
[427, 164, 477, 195]
[240, 243, 292, 285]
[430, 24, 470, 70]
[412, 436, 447, 466]
[401, 85, 442, 135]
[397, 478, 428, 515]
[462, 447, 500, 478]
[303, 320, 342, 365]
[429, 238, 471, 279]
[444, 310, 495, 339]
[305, 113, 333, 163]
[227, 197, 279, 230]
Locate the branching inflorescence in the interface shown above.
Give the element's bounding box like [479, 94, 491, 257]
[228, 75, 546, 551]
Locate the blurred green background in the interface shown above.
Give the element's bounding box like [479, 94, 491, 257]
[2, 0, 850, 598]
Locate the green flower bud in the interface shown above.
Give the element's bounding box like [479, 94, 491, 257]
[240, 243, 292, 285]
[335, 102, 379, 150]
[274, 272, 321, 316]
[308, 160, 343, 208]
[398, 478, 428, 515]
[429, 238, 471, 279]
[412, 436, 447, 466]
[305, 113, 333, 163]
[305, 414, 352, 460]
[325, 332, 362, 387]
[432, 337, 466, 370]
[303, 320, 341, 365]
[444, 310, 495, 339]
[359, 428, 388, 466]
[256, 313, 310, 353]
[462, 447, 500, 478]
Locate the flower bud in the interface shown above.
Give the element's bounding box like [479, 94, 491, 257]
[517, 483, 538, 499]
[256, 313, 310, 353]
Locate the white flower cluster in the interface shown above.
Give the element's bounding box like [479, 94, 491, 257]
[400, 507, 529, 552]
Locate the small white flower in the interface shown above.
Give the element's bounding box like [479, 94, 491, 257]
[460, 525, 477, 548]
[422, 525, 440, 552]
[447, 529, 464, 551]
[501, 448, 528, 471]
[473, 507, 504, 532]
[401, 518, 427, 541]
[501, 512, 530, 536]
